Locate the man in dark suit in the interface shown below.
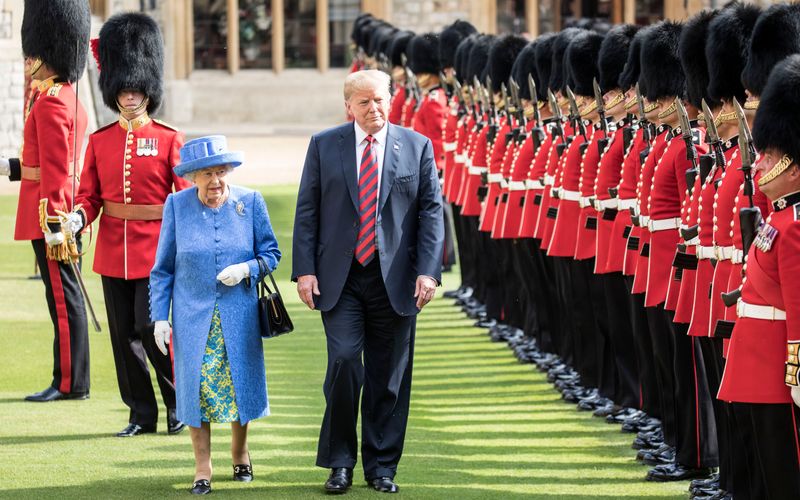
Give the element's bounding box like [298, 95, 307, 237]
[292, 69, 444, 494]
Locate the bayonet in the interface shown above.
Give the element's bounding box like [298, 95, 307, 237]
[439, 71, 451, 99]
[677, 99, 699, 196]
[733, 97, 762, 256]
[635, 83, 651, 143]
[566, 86, 587, 141]
[702, 98, 726, 171]
[593, 78, 608, 133]
[528, 73, 541, 126]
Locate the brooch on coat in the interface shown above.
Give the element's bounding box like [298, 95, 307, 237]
[136, 138, 158, 157]
[236, 201, 245, 216]
[753, 223, 778, 253]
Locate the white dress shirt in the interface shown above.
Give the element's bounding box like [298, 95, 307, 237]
[354, 121, 388, 189]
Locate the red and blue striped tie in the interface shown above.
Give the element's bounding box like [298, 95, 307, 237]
[356, 135, 378, 266]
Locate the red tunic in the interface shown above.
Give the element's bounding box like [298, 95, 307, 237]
[479, 118, 511, 232]
[400, 95, 416, 128]
[575, 124, 605, 261]
[673, 174, 703, 324]
[388, 85, 406, 125]
[609, 128, 645, 275]
[448, 114, 472, 205]
[459, 122, 489, 216]
[499, 121, 537, 238]
[413, 87, 448, 169]
[76, 118, 190, 279]
[594, 123, 627, 273]
[491, 124, 524, 238]
[441, 100, 459, 200]
[718, 200, 800, 404]
[535, 133, 563, 246]
[15, 82, 88, 241]
[518, 122, 555, 239]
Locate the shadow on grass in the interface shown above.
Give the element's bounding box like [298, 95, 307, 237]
[0, 432, 113, 446]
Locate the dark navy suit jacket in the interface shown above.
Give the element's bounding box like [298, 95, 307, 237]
[292, 122, 444, 316]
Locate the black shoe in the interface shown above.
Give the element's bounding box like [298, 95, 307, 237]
[443, 287, 463, 299]
[637, 444, 675, 466]
[369, 477, 399, 493]
[25, 386, 89, 402]
[646, 463, 712, 482]
[116, 423, 157, 437]
[690, 473, 719, 491]
[233, 463, 253, 482]
[167, 409, 186, 435]
[191, 479, 211, 495]
[324, 468, 353, 494]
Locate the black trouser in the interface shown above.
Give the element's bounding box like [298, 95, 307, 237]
[568, 259, 602, 389]
[646, 306, 677, 447]
[603, 272, 640, 408]
[732, 402, 800, 500]
[512, 239, 546, 342]
[626, 278, 658, 416]
[535, 250, 558, 354]
[317, 258, 416, 480]
[698, 337, 731, 489]
[101, 276, 176, 426]
[480, 233, 504, 321]
[670, 321, 717, 468]
[551, 256, 575, 366]
[31, 239, 90, 395]
[584, 260, 615, 400]
[500, 239, 524, 328]
[451, 206, 475, 289]
[442, 199, 456, 271]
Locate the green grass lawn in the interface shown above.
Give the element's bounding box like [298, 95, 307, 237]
[0, 186, 686, 498]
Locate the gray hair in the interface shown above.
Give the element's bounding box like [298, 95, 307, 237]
[182, 164, 234, 182]
[343, 70, 391, 101]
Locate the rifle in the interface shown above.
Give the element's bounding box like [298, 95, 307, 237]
[439, 71, 452, 100]
[677, 99, 699, 196]
[702, 98, 726, 173]
[484, 76, 498, 144]
[593, 78, 609, 155]
[734, 97, 762, 256]
[509, 78, 528, 146]
[526, 74, 545, 150]
[635, 83, 651, 166]
[548, 89, 569, 157]
[566, 86, 588, 142]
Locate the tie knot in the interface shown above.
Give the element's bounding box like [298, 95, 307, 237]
[365, 135, 374, 145]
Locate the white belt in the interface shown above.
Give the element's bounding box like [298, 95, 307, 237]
[560, 189, 581, 202]
[544, 174, 555, 186]
[579, 196, 595, 208]
[648, 217, 681, 232]
[714, 245, 734, 261]
[508, 181, 527, 191]
[736, 298, 786, 321]
[468, 166, 487, 175]
[499, 177, 509, 188]
[595, 198, 618, 210]
[454, 153, 466, 163]
[443, 142, 457, 152]
[618, 198, 636, 210]
[640, 214, 650, 226]
[696, 245, 715, 260]
[731, 248, 744, 264]
[525, 179, 545, 190]
[686, 236, 700, 246]
[488, 173, 504, 183]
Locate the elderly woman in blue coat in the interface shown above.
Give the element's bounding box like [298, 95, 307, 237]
[149, 135, 281, 495]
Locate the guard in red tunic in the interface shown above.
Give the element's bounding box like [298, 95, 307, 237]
[0, 1, 91, 402]
[66, 14, 191, 436]
[387, 31, 413, 126]
[718, 55, 800, 499]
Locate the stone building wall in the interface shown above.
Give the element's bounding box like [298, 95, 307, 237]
[0, 0, 24, 158]
[390, 0, 472, 33]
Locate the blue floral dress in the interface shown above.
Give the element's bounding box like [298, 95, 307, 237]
[199, 304, 240, 422]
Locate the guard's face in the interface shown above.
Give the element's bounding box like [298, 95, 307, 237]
[755, 148, 800, 201]
[347, 87, 390, 135]
[117, 89, 146, 111]
[194, 165, 229, 205]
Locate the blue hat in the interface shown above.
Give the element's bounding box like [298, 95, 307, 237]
[174, 135, 244, 177]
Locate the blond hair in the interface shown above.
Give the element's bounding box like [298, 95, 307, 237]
[343, 70, 391, 101]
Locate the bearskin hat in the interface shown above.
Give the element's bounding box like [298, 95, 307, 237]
[618, 26, 649, 92]
[389, 30, 414, 67]
[98, 13, 164, 114]
[640, 21, 685, 102]
[21, 0, 90, 83]
[679, 10, 719, 109]
[512, 41, 539, 101]
[753, 54, 800, 163]
[467, 35, 494, 84]
[454, 35, 477, 84]
[350, 13, 374, 45]
[439, 20, 478, 69]
[534, 33, 556, 92]
[408, 33, 441, 75]
[598, 24, 638, 93]
[370, 25, 397, 60]
[359, 19, 388, 56]
[486, 34, 527, 92]
[566, 31, 604, 96]
[742, 3, 800, 97]
[550, 28, 583, 93]
[706, 3, 761, 104]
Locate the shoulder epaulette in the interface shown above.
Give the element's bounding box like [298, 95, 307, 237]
[794, 204, 800, 221]
[93, 121, 118, 134]
[153, 119, 179, 131]
[47, 83, 64, 97]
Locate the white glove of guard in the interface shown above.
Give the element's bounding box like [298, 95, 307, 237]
[0, 158, 9, 177]
[791, 386, 800, 408]
[216, 262, 250, 286]
[44, 230, 64, 248]
[61, 211, 84, 235]
[154, 320, 171, 356]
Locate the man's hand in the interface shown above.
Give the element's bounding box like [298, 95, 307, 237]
[216, 262, 250, 286]
[297, 274, 320, 310]
[791, 386, 800, 408]
[414, 275, 437, 310]
[0, 158, 9, 177]
[153, 320, 171, 356]
[44, 230, 64, 248]
[60, 211, 84, 236]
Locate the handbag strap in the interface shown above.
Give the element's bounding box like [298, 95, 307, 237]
[255, 256, 282, 297]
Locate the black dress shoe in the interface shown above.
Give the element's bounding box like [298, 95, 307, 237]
[369, 477, 399, 493]
[690, 473, 719, 491]
[25, 386, 89, 402]
[167, 409, 186, 435]
[324, 468, 353, 494]
[116, 423, 157, 437]
[646, 463, 712, 482]
[637, 444, 675, 466]
[191, 479, 211, 495]
[233, 463, 253, 482]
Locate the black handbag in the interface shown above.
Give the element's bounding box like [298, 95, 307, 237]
[256, 257, 293, 338]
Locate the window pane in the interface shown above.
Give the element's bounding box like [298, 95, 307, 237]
[329, 0, 360, 68]
[239, 0, 273, 69]
[636, 0, 664, 25]
[538, 0, 556, 34]
[497, 0, 526, 35]
[285, 0, 317, 68]
[194, 0, 228, 70]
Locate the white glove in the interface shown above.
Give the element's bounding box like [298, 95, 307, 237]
[792, 386, 800, 408]
[0, 158, 9, 177]
[216, 262, 250, 286]
[44, 230, 64, 247]
[61, 211, 84, 235]
[154, 320, 171, 356]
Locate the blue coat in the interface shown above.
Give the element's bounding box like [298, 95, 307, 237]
[150, 185, 281, 427]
